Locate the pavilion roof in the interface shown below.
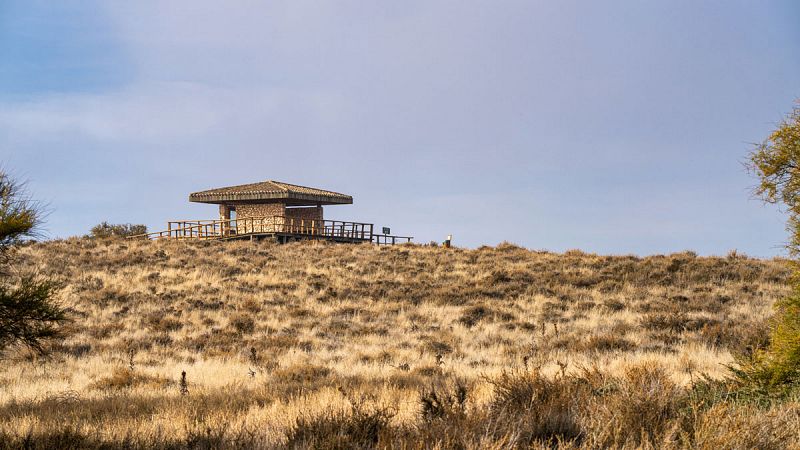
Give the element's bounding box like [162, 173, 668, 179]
[189, 180, 353, 205]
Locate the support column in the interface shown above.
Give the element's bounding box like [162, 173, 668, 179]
[219, 204, 231, 235]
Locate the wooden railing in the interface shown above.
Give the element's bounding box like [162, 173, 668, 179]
[372, 234, 414, 245]
[130, 216, 375, 241]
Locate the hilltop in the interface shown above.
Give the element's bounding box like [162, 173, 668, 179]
[1, 238, 796, 448]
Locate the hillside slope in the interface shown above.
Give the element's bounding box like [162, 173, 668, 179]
[1, 239, 795, 448]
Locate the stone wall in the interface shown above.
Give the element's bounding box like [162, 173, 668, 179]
[234, 203, 285, 233]
[234, 203, 285, 219]
[285, 206, 323, 221]
[220, 203, 326, 234]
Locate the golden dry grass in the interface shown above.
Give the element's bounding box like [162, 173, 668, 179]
[1, 238, 797, 448]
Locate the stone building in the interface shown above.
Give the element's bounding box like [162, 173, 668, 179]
[189, 180, 353, 225]
[136, 180, 408, 244]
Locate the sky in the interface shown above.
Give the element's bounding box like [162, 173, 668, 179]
[1, 1, 798, 256]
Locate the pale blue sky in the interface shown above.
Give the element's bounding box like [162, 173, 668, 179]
[1, 1, 798, 255]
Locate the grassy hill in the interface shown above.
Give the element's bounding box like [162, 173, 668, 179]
[1, 238, 797, 448]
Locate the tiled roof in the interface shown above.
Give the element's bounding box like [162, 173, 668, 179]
[189, 180, 353, 205]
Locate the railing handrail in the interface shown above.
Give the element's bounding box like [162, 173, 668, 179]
[372, 234, 414, 245]
[128, 216, 379, 241]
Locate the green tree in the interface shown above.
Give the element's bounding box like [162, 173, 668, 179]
[747, 102, 800, 386]
[0, 171, 68, 354]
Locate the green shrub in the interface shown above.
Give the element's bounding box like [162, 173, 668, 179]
[745, 101, 800, 389]
[89, 222, 147, 238]
[735, 290, 800, 388]
[0, 171, 69, 355]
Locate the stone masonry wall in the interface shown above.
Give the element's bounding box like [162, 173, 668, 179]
[226, 204, 325, 234]
[234, 203, 285, 233]
[285, 206, 323, 221]
[235, 203, 285, 219]
[284, 206, 324, 235]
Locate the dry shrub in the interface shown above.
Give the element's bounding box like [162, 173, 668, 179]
[270, 364, 332, 399]
[392, 379, 477, 448]
[421, 337, 455, 356]
[240, 298, 262, 313]
[641, 312, 689, 333]
[486, 370, 584, 445]
[4, 238, 795, 448]
[386, 372, 426, 390]
[229, 313, 255, 334]
[581, 334, 636, 353]
[182, 329, 239, 353]
[391, 369, 603, 448]
[412, 365, 444, 378]
[0, 428, 100, 450]
[286, 405, 395, 450]
[51, 341, 92, 358]
[689, 403, 796, 450]
[142, 311, 183, 333]
[90, 367, 172, 391]
[597, 279, 623, 293]
[574, 300, 596, 312]
[458, 305, 515, 328]
[698, 319, 771, 356]
[87, 322, 125, 340]
[420, 378, 469, 421]
[260, 334, 300, 352]
[583, 363, 684, 448]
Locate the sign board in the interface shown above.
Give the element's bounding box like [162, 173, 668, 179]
[382, 227, 391, 235]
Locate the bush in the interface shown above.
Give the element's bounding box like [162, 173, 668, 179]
[0, 171, 69, 355]
[420, 378, 469, 421]
[760, 290, 800, 385]
[89, 222, 147, 238]
[690, 403, 795, 450]
[487, 370, 584, 444]
[745, 101, 800, 389]
[581, 334, 636, 352]
[0, 278, 66, 353]
[90, 367, 172, 390]
[229, 314, 255, 334]
[286, 403, 394, 449]
[735, 290, 800, 388]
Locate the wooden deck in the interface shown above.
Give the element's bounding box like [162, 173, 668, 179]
[131, 216, 413, 245]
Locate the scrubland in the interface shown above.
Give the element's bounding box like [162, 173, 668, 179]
[1, 238, 798, 448]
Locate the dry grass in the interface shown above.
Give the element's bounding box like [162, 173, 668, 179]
[0, 238, 796, 448]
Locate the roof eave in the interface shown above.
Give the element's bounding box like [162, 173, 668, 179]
[189, 192, 352, 205]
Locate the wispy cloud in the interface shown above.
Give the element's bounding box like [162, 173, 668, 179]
[1, 0, 797, 255]
[0, 81, 346, 143]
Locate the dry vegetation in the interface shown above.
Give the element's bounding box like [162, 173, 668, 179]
[1, 238, 798, 448]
